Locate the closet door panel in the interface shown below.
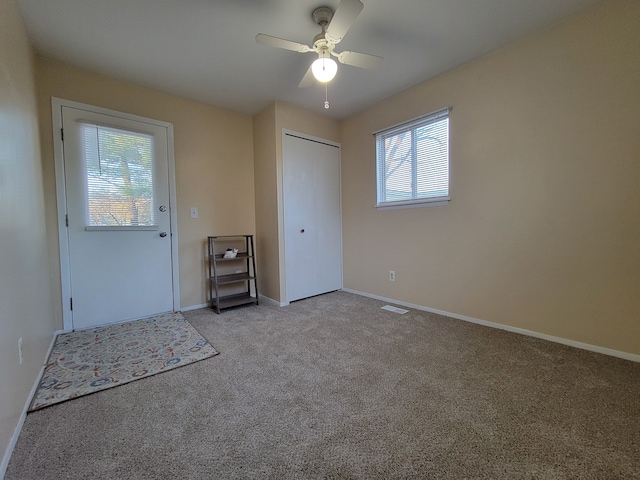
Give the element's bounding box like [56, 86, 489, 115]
[283, 132, 342, 303]
[313, 141, 342, 295]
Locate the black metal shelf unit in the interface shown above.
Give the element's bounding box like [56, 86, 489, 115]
[208, 235, 259, 313]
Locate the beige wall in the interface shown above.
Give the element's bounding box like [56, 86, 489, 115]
[254, 101, 340, 303]
[341, 0, 640, 355]
[253, 103, 279, 300]
[0, 0, 58, 467]
[35, 57, 256, 314]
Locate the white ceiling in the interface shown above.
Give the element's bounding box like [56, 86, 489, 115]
[18, 0, 601, 119]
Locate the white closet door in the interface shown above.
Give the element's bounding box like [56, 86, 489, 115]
[283, 132, 342, 303]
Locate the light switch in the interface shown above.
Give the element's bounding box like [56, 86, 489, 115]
[190, 207, 198, 219]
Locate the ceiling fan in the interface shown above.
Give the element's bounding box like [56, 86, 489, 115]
[255, 0, 382, 88]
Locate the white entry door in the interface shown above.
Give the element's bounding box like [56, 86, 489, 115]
[283, 132, 342, 303]
[60, 104, 176, 330]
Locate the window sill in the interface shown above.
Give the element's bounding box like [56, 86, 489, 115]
[375, 197, 450, 210]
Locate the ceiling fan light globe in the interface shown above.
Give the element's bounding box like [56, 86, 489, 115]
[312, 57, 338, 83]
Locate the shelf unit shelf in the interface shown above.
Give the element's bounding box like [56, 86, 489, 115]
[214, 253, 252, 261]
[208, 235, 258, 314]
[213, 272, 255, 285]
[211, 292, 256, 311]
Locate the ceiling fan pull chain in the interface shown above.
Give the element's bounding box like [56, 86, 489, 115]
[325, 83, 330, 109]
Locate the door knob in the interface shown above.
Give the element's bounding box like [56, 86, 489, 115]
[300, 229, 305, 233]
[159, 205, 167, 212]
[159, 232, 167, 237]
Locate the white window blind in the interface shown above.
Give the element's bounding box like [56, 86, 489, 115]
[80, 123, 156, 227]
[375, 108, 450, 208]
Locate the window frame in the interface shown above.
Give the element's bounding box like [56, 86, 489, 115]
[374, 107, 451, 210]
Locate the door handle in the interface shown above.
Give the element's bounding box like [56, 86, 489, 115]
[300, 229, 305, 233]
[159, 205, 167, 212]
[159, 232, 167, 237]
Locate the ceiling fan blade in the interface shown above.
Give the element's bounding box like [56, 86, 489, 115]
[255, 34, 311, 53]
[325, 0, 364, 44]
[298, 65, 316, 88]
[337, 51, 383, 69]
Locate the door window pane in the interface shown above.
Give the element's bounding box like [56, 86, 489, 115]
[81, 124, 156, 227]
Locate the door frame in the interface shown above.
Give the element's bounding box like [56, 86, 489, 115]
[52, 97, 180, 331]
[281, 129, 343, 304]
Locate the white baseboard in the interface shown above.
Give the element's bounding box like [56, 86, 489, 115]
[180, 303, 209, 312]
[181, 295, 287, 312]
[258, 294, 289, 307]
[1, 329, 63, 479]
[342, 289, 640, 363]
[181, 295, 279, 311]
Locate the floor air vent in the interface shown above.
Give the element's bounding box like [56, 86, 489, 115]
[381, 305, 409, 314]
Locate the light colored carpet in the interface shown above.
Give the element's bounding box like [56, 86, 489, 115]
[29, 312, 218, 411]
[7, 291, 640, 479]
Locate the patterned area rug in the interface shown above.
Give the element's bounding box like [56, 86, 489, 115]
[29, 312, 218, 411]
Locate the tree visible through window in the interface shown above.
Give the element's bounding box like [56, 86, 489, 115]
[376, 108, 450, 208]
[81, 124, 156, 227]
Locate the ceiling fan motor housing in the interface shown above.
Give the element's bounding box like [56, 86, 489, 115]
[312, 7, 336, 51]
[313, 34, 330, 50]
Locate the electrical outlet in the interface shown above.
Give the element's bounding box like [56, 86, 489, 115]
[389, 270, 396, 282]
[18, 337, 23, 365]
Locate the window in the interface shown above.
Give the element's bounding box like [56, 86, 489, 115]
[375, 107, 450, 208]
[80, 123, 157, 228]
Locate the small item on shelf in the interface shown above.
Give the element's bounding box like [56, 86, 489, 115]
[223, 248, 239, 259]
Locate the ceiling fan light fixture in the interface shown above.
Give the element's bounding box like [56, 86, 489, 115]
[312, 56, 338, 83]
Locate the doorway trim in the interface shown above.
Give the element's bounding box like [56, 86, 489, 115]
[52, 97, 180, 331]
